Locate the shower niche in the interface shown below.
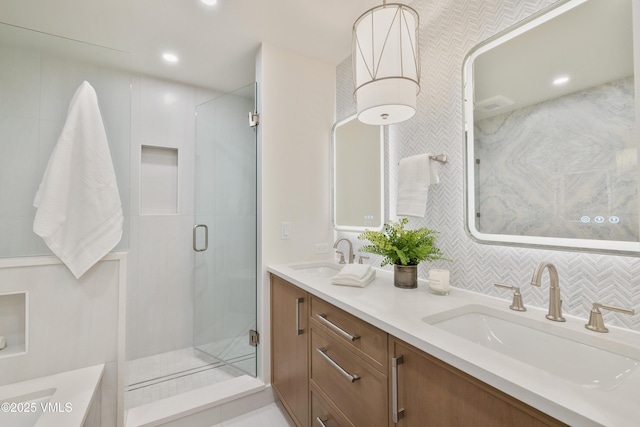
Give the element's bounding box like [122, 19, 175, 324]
[140, 145, 179, 215]
[0, 291, 28, 359]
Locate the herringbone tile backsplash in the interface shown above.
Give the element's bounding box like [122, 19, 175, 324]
[336, 0, 640, 331]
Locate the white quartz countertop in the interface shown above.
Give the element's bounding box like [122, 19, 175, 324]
[267, 261, 640, 427]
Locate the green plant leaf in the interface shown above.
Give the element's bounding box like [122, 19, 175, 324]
[357, 219, 452, 267]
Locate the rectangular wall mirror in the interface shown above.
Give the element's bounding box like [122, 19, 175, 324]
[463, 0, 640, 254]
[332, 115, 384, 232]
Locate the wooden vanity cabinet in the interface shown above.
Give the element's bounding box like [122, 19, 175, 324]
[270, 274, 565, 427]
[271, 275, 309, 427]
[388, 337, 567, 427]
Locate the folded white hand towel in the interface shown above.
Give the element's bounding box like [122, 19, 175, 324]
[397, 153, 436, 218]
[335, 263, 371, 280]
[332, 266, 376, 287]
[33, 81, 123, 279]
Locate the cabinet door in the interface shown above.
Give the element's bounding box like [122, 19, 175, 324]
[271, 275, 309, 427]
[389, 337, 566, 427]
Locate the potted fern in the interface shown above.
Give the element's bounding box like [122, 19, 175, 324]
[357, 218, 450, 288]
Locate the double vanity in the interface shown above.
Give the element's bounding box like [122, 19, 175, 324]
[301, 0, 640, 425]
[268, 261, 640, 427]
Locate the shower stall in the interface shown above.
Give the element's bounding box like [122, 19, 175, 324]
[124, 83, 258, 410]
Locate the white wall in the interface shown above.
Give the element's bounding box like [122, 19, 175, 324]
[256, 43, 336, 382]
[0, 255, 125, 427]
[258, 43, 336, 266]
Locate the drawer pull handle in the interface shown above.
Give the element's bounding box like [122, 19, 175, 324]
[296, 297, 304, 336]
[392, 355, 405, 423]
[316, 314, 360, 342]
[316, 416, 328, 427]
[317, 347, 361, 383]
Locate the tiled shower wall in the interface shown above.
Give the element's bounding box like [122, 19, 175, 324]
[475, 77, 637, 241]
[337, 0, 640, 331]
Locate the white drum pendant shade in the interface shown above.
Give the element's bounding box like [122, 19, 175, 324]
[353, 3, 420, 125]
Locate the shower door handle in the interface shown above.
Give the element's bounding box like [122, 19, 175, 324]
[193, 224, 208, 252]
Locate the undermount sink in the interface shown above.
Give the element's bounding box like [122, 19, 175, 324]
[423, 304, 640, 390]
[290, 262, 342, 278]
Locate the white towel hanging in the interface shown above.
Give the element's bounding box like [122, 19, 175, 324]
[397, 153, 437, 217]
[33, 81, 123, 279]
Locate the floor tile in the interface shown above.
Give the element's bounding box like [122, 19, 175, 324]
[213, 402, 296, 427]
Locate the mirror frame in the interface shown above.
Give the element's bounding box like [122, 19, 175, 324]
[332, 114, 385, 232]
[463, 0, 640, 255]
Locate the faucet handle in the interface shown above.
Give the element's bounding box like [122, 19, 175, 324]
[494, 283, 526, 312]
[585, 303, 635, 333]
[358, 255, 370, 264]
[335, 250, 346, 264]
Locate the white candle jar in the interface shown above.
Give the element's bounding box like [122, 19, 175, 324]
[428, 269, 450, 295]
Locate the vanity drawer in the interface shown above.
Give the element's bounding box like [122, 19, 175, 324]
[310, 387, 353, 427]
[310, 328, 388, 427]
[310, 296, 387, 372]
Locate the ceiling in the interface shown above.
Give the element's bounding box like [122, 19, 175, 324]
[0, 0, 381, 92]
[473, 0, 633, 120]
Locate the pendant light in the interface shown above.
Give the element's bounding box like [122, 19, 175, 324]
[352, 1, 420, 125]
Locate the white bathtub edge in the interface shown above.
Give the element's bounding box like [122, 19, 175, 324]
[0, 364, 105, 427]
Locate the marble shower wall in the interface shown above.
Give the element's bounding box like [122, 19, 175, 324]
[475, 77, 637, 241]
[336, 0, 640, 331]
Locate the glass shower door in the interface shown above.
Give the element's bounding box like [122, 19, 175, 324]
[193, 83, 257, 377]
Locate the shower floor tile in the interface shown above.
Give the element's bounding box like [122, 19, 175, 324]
[127, 347, 212, 386]
[126, 347, 253, 409]
[196, 334, 256, 375]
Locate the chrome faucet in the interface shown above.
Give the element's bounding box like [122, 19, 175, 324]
[333, 238, 354, 264]
[530, 262, 565, 322]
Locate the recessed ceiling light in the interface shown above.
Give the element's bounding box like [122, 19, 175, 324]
[162, 52, 179, 63]
[553, 76, 570, 86]
[201, 0, 218, 5]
